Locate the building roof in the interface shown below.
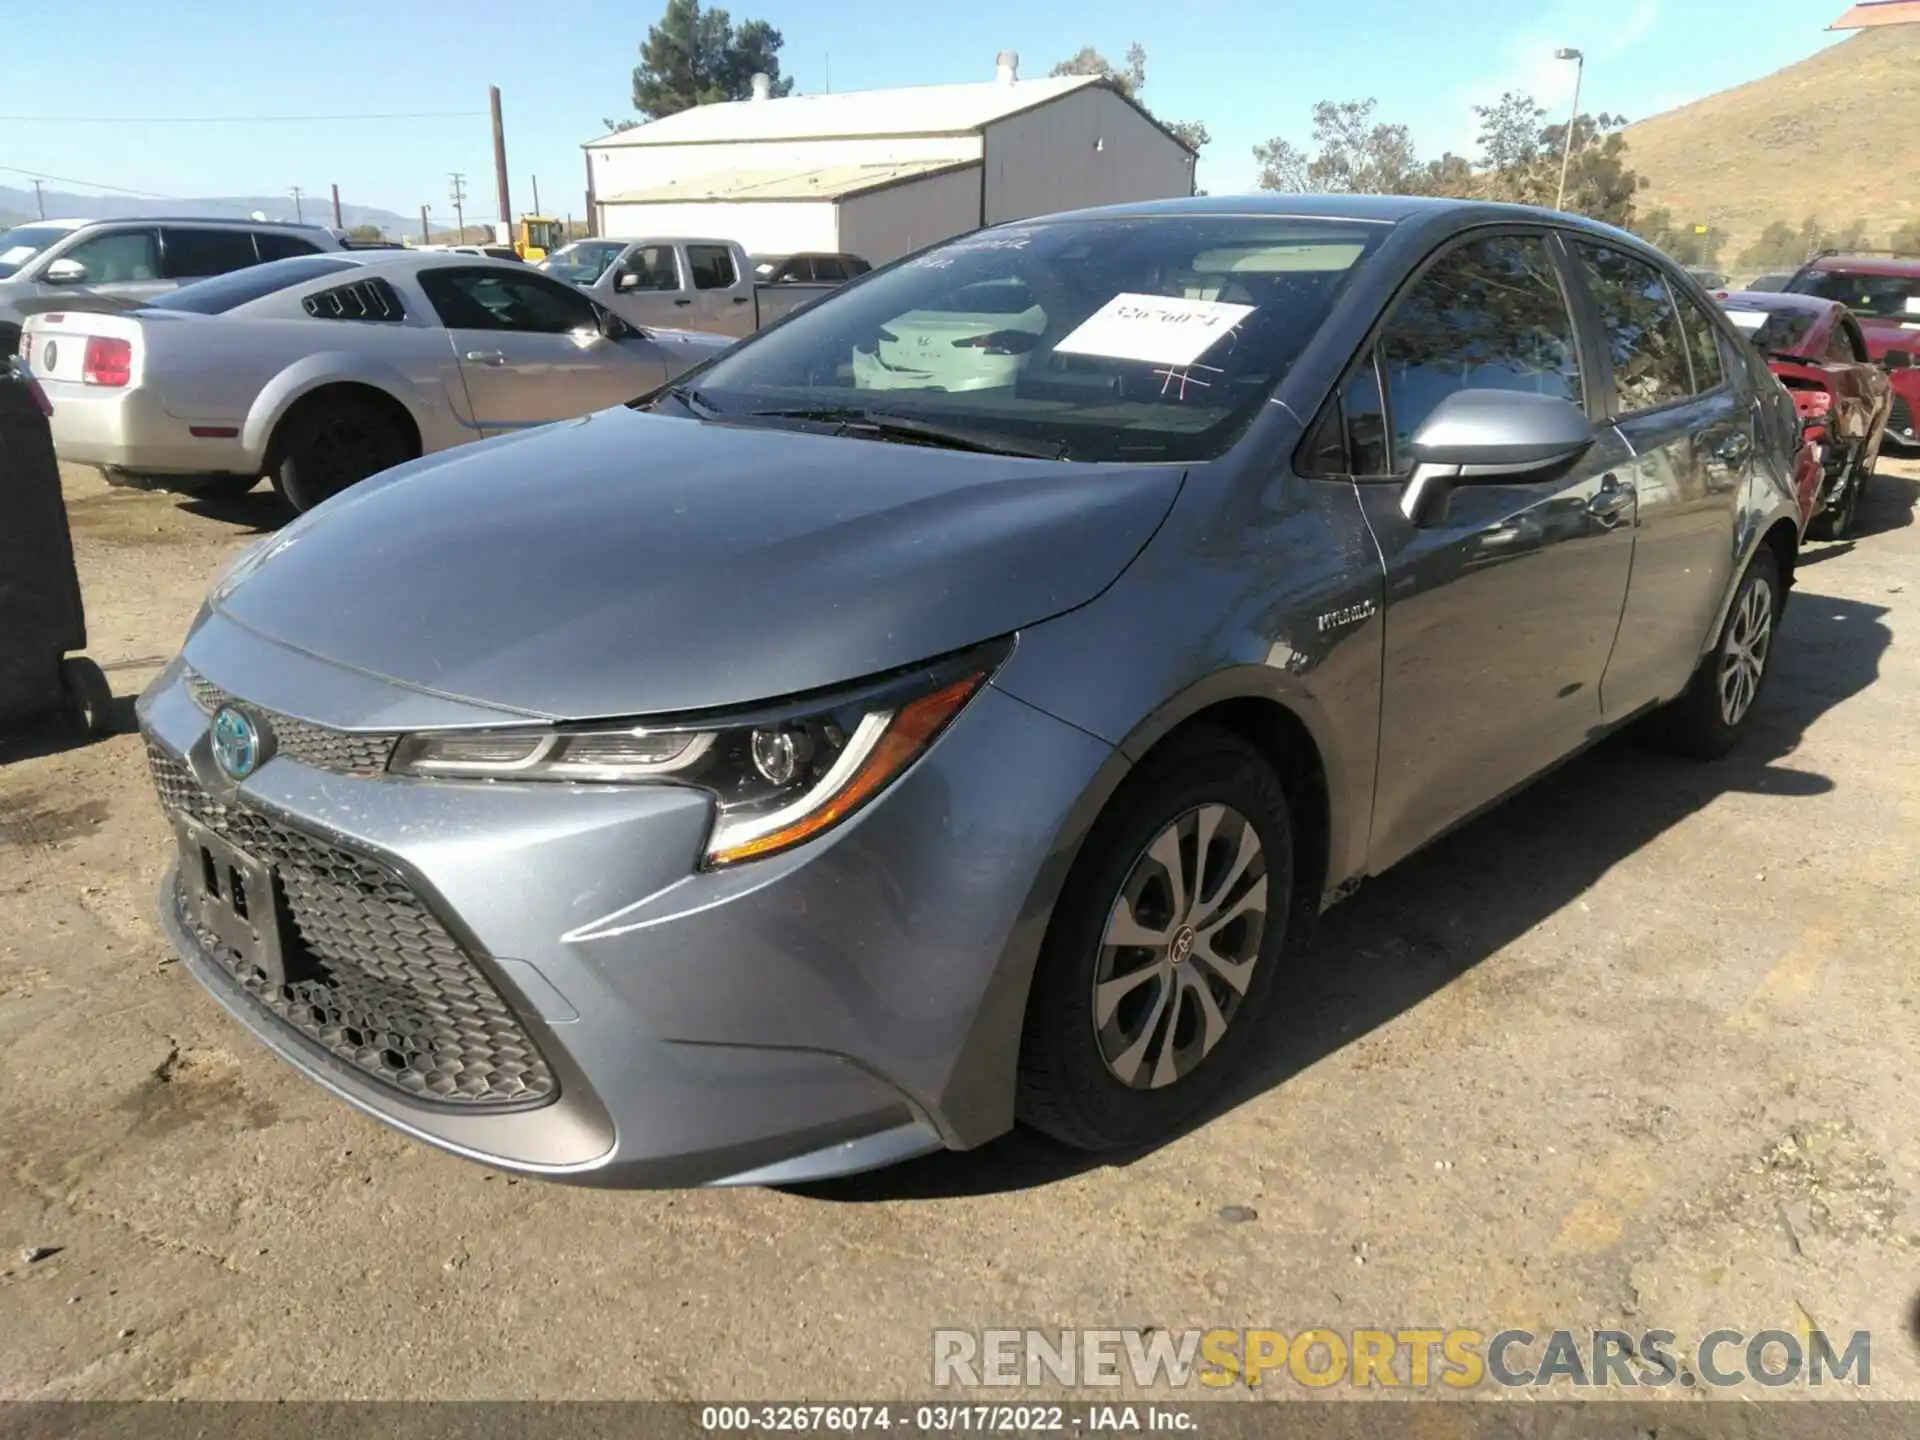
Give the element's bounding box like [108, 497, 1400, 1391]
[601, 158, 978, 206]
[585, 74, 1100, 148]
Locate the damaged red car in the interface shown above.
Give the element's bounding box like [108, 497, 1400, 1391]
[1714, 290, 1890, 541]
[1782, 253, 1920, 451]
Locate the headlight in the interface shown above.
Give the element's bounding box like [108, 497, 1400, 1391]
[388, 640, 1009, 866]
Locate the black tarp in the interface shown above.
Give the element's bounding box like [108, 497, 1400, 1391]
[0, 357, 87, 726]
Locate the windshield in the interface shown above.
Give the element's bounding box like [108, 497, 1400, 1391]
[1789, 269, 1920, 322]
[145, 256, 359, 314]
[542, 241, 625, 285]
[671, 215, 1387, 463]
[0, 225, 72, 280]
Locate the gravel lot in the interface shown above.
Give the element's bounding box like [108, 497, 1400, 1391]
[3, 461, 1917, 1402]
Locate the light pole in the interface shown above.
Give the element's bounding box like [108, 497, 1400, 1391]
[1554, 47, 1585, 214]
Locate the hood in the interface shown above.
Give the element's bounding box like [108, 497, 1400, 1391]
[1854, 316, 1920, 358]
[214, 406, 1184, 720]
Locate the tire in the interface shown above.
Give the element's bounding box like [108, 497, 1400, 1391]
[59, 657, 115, 737]
[1644, 547, 1782, 760]
[270, 395, 412, 513]
[1807, 448, 1867, 542]
[1016, 729, 1296, 1151]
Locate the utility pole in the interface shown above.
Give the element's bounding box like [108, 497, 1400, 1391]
[420, 205, 431, 245]
[331, 183, 343, 229]
[448, 172, 467, 242]
[289, 185, 305, 224]
[490, 85, 512, 241]
[1553, 48, 1585, 214]
[583, 149, 597, 237]
[32, 179, 44, 219]
[532, 175, 542, 215]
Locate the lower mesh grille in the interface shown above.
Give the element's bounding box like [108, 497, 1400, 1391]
[148, 740, 555, 1108]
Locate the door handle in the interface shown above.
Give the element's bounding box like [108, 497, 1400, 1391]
[1714, 431, 1754, 466]
[463, 349, 506, 366]
[674, 298, 692, 307]
[731, 295, 751, 304]
[1586, 475, 1636, 526]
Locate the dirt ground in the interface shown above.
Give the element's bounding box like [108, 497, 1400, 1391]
[2, 461, 1917, 1404]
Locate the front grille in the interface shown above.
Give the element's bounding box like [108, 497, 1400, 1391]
[185, 670, 397, 778]
[148, 740, 555, 1109]
[1892, 394, 1915, 442]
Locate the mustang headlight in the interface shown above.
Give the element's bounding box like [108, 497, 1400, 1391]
[388, 640, 1009, 866]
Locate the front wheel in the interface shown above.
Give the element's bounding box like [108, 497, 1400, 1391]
[1016, 730, 1295, 1152]
[1808, 447, 1869, 542]
[271, 397, 412, 513]
[1644, 547, 1782, 760]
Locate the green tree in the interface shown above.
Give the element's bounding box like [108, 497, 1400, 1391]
[345, 224, 385, 242]
[1633, 209, 1725, 268]
[1737, 220, 1802, 271]
[1050, 41, 1210, 155]
[1255, 99, 1429, 194]
[625, 0, 793, 122]
[1891, 217, 1920, 255]
[1475, 91, 1547, 177]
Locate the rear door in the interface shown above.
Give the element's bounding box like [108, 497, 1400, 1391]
[1347, 229, 1638, 871]
[160, 227, 264, 287]
[415, 265, 667, 433]
[683, 243, 753, 335]
[1569, 241, 1745, 715]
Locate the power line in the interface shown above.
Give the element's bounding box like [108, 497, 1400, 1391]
[0, 110, 483, 124]
[0, 160, 187, 199]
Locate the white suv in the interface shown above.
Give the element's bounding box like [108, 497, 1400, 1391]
[0, 217, 343, 352]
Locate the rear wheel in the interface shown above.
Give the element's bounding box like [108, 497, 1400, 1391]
[1644, 548, 1781, 760]
[1016, 729, 1295, 1151]
[270, 395, 413, 513]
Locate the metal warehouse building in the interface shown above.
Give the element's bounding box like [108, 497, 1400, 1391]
[582, 54, 1197, 265]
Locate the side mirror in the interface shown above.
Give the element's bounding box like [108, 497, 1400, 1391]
[1884, 349, 1913, 370]
[43, 258, 87, 285]
[616, 271, 642, 293]
[1401, 389, 1595, 526]
[596, 307, 633, 341]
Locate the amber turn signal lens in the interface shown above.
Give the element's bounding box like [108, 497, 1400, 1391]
[706, 673, 986, 866]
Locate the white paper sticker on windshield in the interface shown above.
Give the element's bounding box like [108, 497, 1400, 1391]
[1054, 293, 1257, 368]
[1725, 310, 1770, 331]
[0, 246, 37, 266]
[1905, 296, 1920, 316]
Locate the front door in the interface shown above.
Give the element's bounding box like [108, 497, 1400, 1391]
[1567, 241, 1745, 715]
[417, 266, 668, 433]
[48, 226, 171, 307]
[1350, 231, 1637, 872]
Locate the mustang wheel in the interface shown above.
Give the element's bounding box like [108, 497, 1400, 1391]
[272, 396, 413, 513]
[1646, 547, 1781, 759]
[1017, 729, 1294, 1151]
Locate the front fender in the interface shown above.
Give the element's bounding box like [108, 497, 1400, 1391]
[241, 353, 442, 468]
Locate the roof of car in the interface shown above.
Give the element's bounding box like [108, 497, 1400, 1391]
[1804, 253, 1920, 276]
[1017, 193, 1633, 232]
[30, 215, 335, 233]
[1716, 290, 1840, 316]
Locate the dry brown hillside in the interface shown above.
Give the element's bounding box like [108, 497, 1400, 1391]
[1626, 24, 1920, 266]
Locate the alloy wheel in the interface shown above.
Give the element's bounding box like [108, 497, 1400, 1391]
[1093, 804, 1268, 1090]
[1718, 577, 1774, 728]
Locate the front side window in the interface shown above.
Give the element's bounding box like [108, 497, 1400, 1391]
[1789, 268, 1920, 322]
[60, 228, 160, 283]
[542, 241, 626, 286]
[687, 244, 738, 290]
[419, 267, 599, 333]
[676, 216, 1388, 464]
[1575, 242, 1694, 415]
[618, 245, 680, 291]
[1378, 233, 1583, 468]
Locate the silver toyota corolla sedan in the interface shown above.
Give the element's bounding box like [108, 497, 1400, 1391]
[139, 196, 1804, 1187]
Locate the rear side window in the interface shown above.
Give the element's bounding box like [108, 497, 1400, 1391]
[419, 266, 598, 333]
[813, 257, 849, 282]
[1378, 233, 1584, 468]
[162, 228, 262, 280]
[304, 276, 406, 322]
[1574, 242, 1694, 415]
[687, 244, 738, 290]
[256, 232, 323, 261]
[1676, 293, 1726, 393]
[146, 256, 357, 313]
[843, 256, 871, 276]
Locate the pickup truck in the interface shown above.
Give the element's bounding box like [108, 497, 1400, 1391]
[541, 236, 839, 338]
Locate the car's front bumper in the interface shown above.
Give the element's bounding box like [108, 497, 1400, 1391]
[42, 381, 255, 477]
[137, 617, 1117, 1187]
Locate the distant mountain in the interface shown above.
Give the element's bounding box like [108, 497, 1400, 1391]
[0, 184, 457, 239]
[1626, 26, 1920, 268]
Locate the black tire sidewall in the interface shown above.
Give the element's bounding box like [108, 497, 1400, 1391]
[275, 400, 406, 513]
[1677, 547, 1783, 755]
[1017, 732, 1295, 1151]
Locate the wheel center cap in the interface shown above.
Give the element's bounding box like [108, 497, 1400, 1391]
[1169, 925, 1197, 965]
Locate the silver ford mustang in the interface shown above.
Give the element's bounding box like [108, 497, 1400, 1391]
[22, 252, 732, 510]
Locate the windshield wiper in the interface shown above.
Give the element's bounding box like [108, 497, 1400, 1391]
[653, 384, 721, 418]
[741, 405, 1069, 460]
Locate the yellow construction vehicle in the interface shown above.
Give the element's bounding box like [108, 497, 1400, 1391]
[514, 216, 563, 262]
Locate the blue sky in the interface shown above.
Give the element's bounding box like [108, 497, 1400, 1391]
[1, 0, 1855, 226]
